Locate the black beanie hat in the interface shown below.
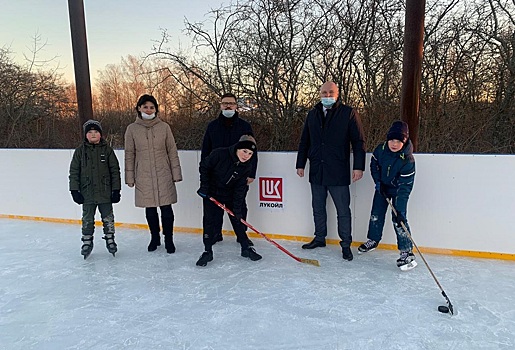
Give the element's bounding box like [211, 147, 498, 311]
[83, 120, 103, 137]
[236, 135, 257, 152]
[387, 120, 409, 143]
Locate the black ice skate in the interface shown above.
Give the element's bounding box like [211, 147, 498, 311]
[397, 251, 417, 271]
[358, 239, 378, 254]
[196, 251, 214, 267]
[103, 233, 117, 257]
[81, 235, 94, 259]
[241, 247, 262, 261]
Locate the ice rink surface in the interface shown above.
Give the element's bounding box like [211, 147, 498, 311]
[1, 218, 514, 350]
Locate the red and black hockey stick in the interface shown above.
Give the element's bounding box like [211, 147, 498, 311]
[209, 196, 320, 267]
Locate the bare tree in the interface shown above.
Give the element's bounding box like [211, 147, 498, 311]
[225, 0, 333, 150]
[0, 36, 71, 148]
[483, 0, 515, 152]
[3, 0, 508, 154]
[418, 0, 515, 153]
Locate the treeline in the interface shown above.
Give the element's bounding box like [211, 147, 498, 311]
[0, 0, 514, 153]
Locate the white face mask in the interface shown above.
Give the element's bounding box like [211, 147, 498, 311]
[222, 109, 236, 118]
[141, 112, 156, 120]
[321, 97, 336, 108]
[222, 110, 236, 118]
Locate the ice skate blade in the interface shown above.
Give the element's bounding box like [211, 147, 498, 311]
[399, 261, 418, 271]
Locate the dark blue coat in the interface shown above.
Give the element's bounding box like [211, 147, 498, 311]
[201, 112, 257, 178]
[199, 144, 253, 217]
[371, 140, 416, 213]
[296, 100, 366, 186]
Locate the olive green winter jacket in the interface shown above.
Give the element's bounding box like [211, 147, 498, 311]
[69, 140, 121, 205]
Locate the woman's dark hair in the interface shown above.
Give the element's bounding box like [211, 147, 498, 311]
[135, 94, 159, 115]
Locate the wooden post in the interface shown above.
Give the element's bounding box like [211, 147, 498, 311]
[67, 0, 93, 130]
[400, 0, 425, 152]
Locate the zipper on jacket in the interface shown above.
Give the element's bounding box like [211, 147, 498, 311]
[226, 170, 239, 185]
[387, 165, 391, 177]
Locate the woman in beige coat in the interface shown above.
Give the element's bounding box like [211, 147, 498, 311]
[124, 94, 182, 253]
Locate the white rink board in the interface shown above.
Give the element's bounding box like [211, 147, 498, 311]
[0, 149, 513, 255]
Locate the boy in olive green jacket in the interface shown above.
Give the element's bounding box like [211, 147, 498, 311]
[69, 120, 121, 259]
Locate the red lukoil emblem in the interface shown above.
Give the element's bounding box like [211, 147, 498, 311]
[259, 177, 283, 202]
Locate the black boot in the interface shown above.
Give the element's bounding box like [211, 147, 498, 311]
[148, 234, 160, 251]
[342, 247, 354, 261]
[241, 247, 262, 261]
[196, 251, 213, 267]
[164, 234, 175, 254]
[146, 213, 161, 252]
[162, 213, 175, 254]
[302, 238, 326, 249]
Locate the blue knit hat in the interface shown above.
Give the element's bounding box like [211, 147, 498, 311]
[387, 121, 409, 143]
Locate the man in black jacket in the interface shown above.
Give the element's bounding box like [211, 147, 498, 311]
[201, 93, 257, 246]
[296, 81, 366, 261]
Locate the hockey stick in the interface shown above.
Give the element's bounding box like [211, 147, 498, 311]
[208, 196, 320, 267]
[386, 197, 456, 316]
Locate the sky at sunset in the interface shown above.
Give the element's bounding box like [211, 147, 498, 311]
[0, 0, 221, 83]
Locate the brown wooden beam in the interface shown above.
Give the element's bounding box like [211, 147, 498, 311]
[67, 0, 93, 129]
[400, 0, 425, 152]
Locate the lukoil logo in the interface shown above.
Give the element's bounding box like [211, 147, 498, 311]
[259, 177, 283, 202]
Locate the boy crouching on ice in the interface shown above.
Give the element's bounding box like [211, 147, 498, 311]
[195, 135, 262, 267]
[358, 121, 417, 270]
[69, 120, 121, 259]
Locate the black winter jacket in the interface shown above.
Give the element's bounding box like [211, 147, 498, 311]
[296, 100, 366, 186]
[201, 112, 257, 178]
[199, 144, 253, 217]
[69, 140, 121, 204]
[370, 140, 415, 213]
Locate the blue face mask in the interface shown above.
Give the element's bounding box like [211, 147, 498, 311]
[321, 97, 336, 108]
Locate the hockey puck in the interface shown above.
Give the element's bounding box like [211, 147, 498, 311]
[438, 305, 450, 313]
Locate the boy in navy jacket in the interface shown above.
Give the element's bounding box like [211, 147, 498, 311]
[358, 121, 417, 270]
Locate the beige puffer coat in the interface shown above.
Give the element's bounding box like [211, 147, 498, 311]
[124, 116, 182, 208]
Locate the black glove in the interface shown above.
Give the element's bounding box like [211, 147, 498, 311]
[111, 190, 121, 203]
[375, 182, 387, 196]
[71, 190, 84, 205]
[197, 188, 208, 198]
[233, 211, 243, 221]
[393, 211, 406, 226]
